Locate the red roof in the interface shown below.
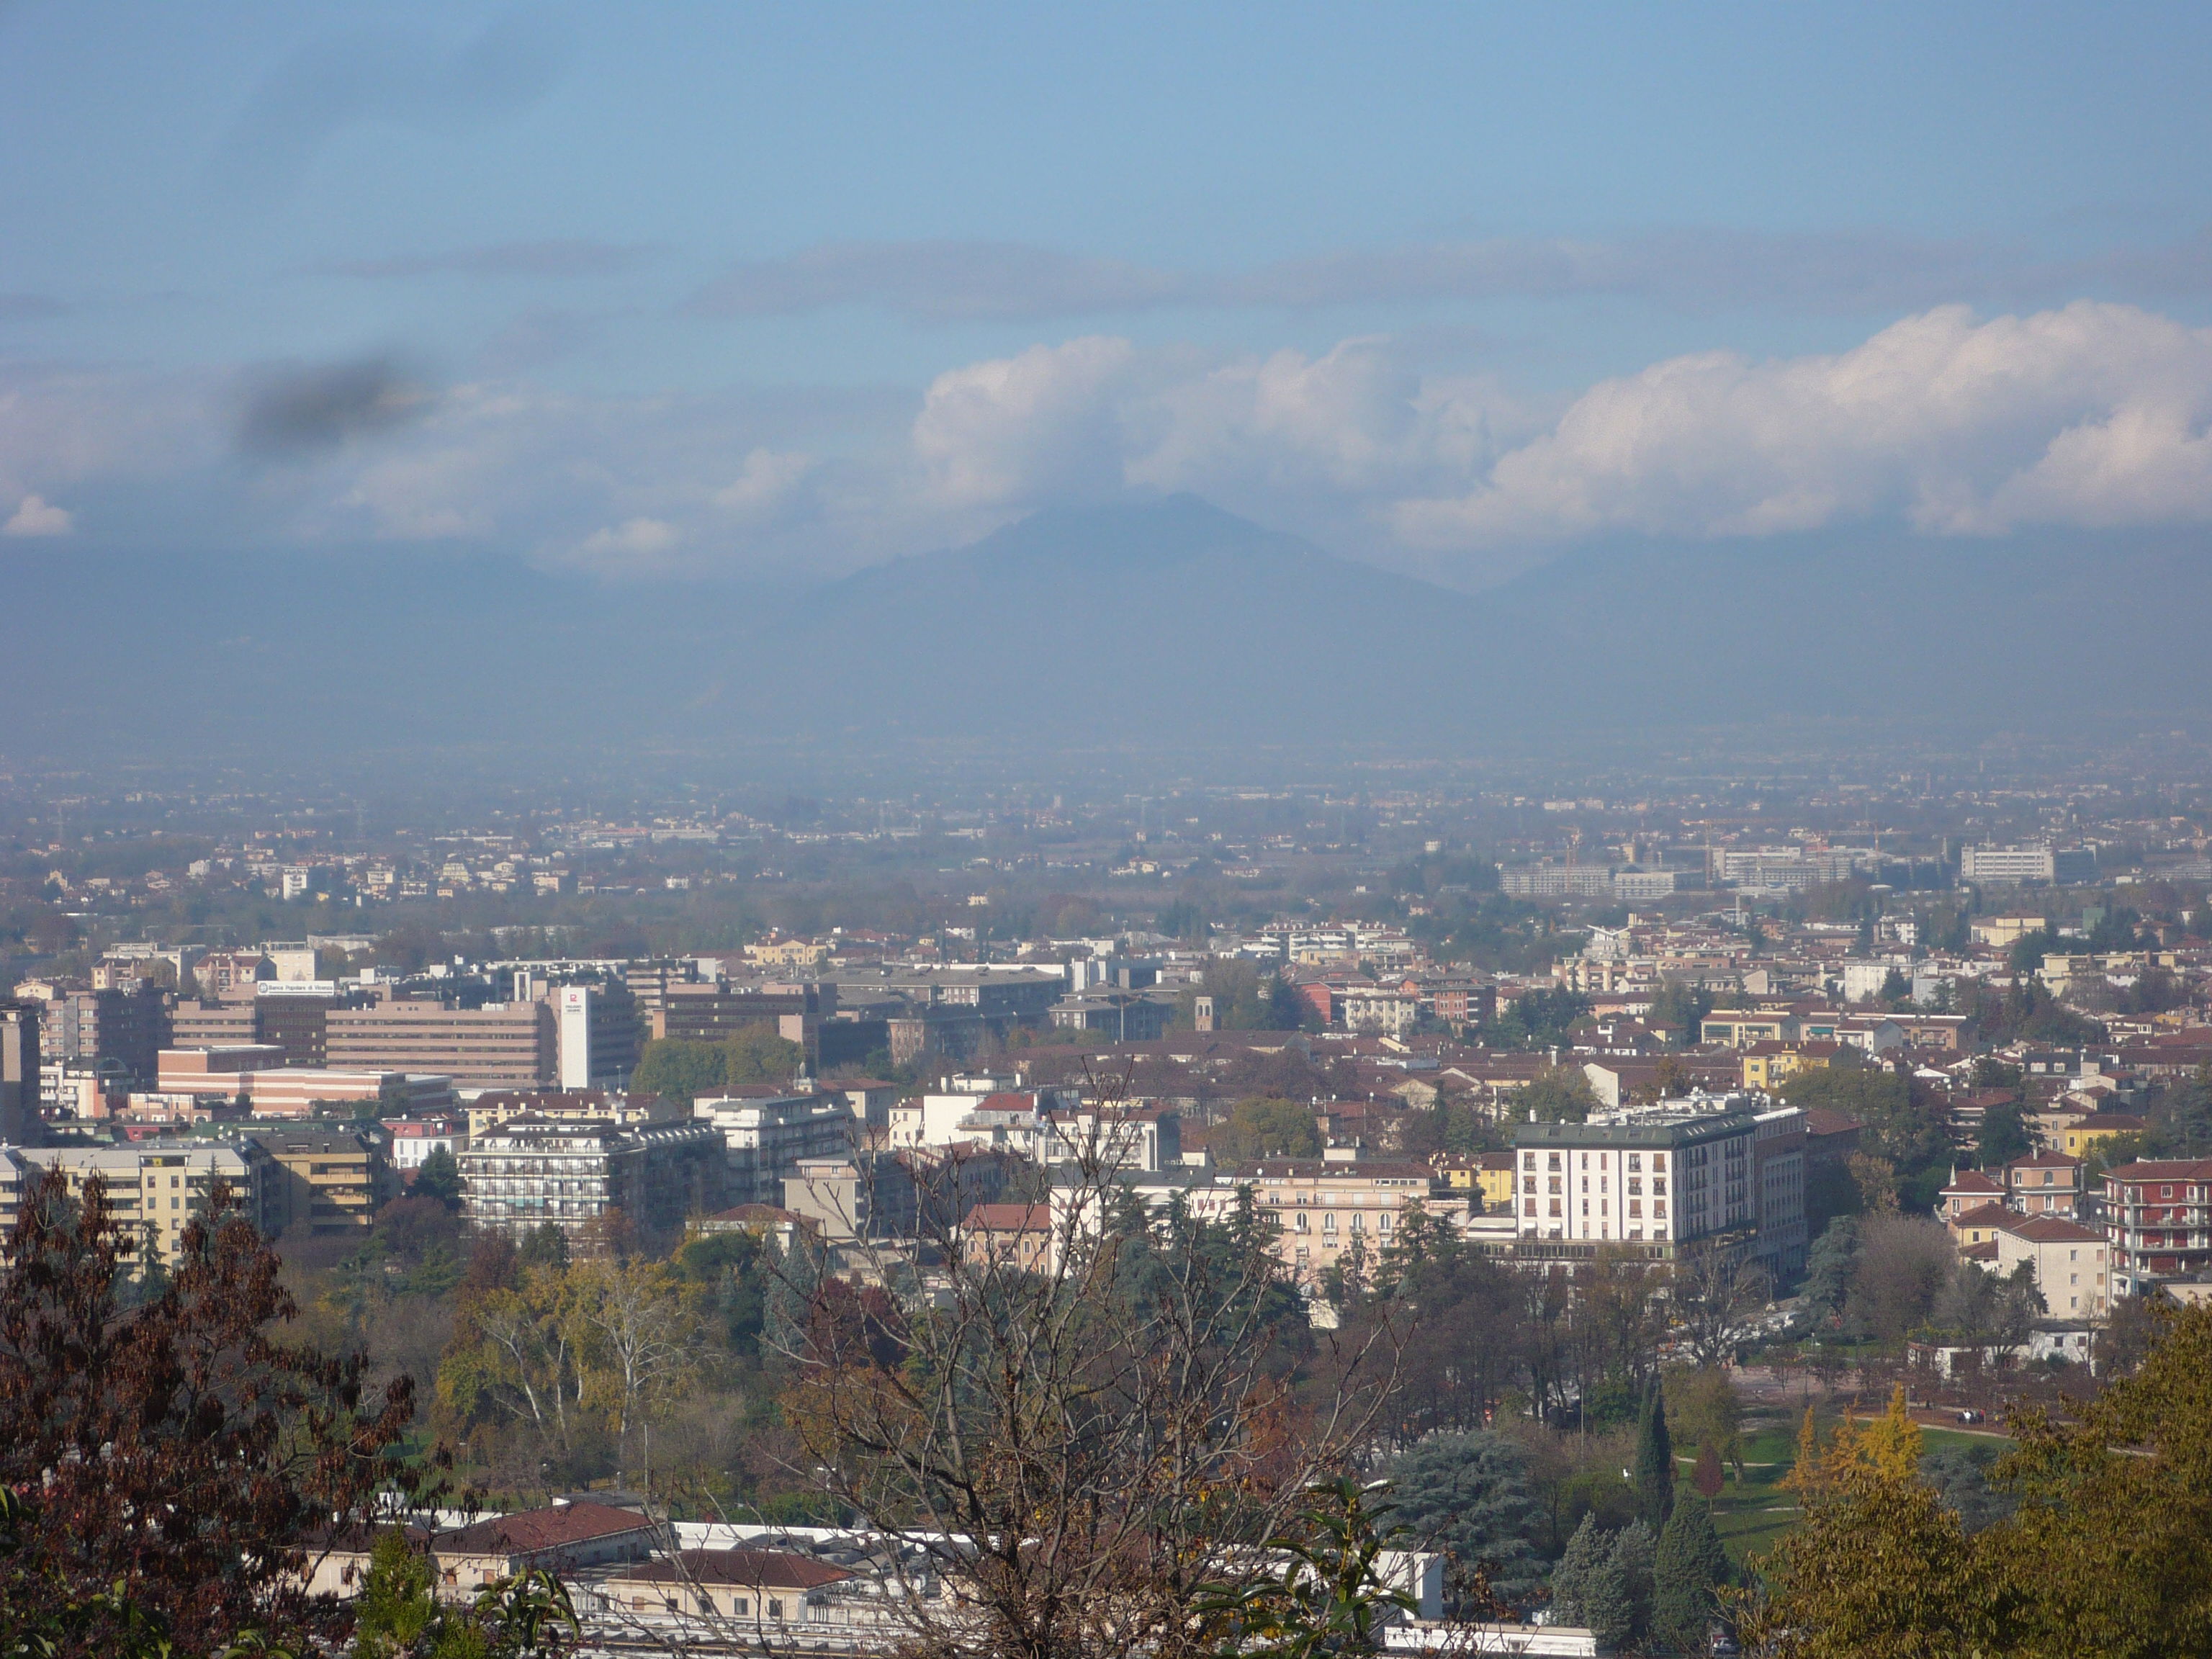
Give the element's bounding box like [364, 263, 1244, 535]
[2108, 1158, 2212, 1182]
[2001, 1215, 2103, 1244]
[963, 1202, 1052, 1233]
[1951, 1202, 2013, 1229]
[436, 1501, 653, 1557]
[1943, 1171, 2005, 1195]
[2007, 1151, 2083, 1171]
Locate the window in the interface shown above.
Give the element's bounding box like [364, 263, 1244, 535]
[770, 1599, 785, 1620]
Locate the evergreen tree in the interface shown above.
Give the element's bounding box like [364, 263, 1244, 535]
[1585, 1519, 1655, 1650]
[1547, 1511, 1606, 1625]
[1653, 1495, 1730, 1653]
[1635, 1380, 1676, 1532]
[411, 1144, 464, 1208]
[1386, 1430, 1547, 1604]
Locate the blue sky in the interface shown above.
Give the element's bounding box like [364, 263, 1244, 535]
[6, 1, 2212, 583]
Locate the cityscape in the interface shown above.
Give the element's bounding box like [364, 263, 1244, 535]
[6, 4, 2212, 1656]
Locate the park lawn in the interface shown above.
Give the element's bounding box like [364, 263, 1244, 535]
[1687, 1421, 2015, 1573]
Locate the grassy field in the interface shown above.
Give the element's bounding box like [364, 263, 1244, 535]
[1691, 1416, 2013, 1571]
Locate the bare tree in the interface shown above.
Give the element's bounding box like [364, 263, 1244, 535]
[1671, 1244, 1772, 1370]
[762, 1063, 1399, 1659]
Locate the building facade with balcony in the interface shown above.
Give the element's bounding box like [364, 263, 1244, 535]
[2102, 1157, 2212, 1297]
[459, 1115, 729, 1246]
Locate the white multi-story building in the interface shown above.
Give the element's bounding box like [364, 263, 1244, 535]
[1510, 1092, 1807, 1278]
[693, 1090, 860, 1206]
[1961, 844, 2098, 886]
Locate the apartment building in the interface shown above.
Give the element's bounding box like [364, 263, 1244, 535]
[2101, 1157, 2212, 1297]
[466, 1088, 683, 1140]
[0, 1141, 278, 1267]
[692, 1090, 860, 1206]
[27, 983, 170, 1089]
[649, 981, 834, 1059]
[382, 1115, 469, 1174]
[1511, 1092, 1808, 1278]
[1992, 1216, 2109, 1318]
[326, 999, 555, 1092]
[0, 1004, 37, 1144]
[251, 1130, 391, 1236]
[459, 1115, 729, 1246]
[1246, 1159, 1454, 1287]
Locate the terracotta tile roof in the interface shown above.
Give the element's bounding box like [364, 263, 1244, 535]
[435, 1501, 653, 1558]
[963, 1202, 1052, 1232]
[1951, 1202, 2013, 1228]
[1944, 1171, 2005, 1195]
[616, 1548, 851, 1590]
[2000, 1215, 2103, 1244]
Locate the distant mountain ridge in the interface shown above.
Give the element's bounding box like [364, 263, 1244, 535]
[4, 495, 2209, 768]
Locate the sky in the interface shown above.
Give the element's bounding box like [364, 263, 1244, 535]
[7, 1, 2212, 588]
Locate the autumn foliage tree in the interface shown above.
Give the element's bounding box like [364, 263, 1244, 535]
[0, 1167, 422, 1655]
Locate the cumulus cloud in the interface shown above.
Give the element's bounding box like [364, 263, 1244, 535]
[235, 356, 436, 455]
[2, 495, 72, 536]
[17, 300, 2212, 584]
[914, 336, 1151, 505]
[1394, 301, 2212, 549]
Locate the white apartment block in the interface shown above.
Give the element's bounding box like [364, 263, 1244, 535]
[1511, 1092, 1807, 1277]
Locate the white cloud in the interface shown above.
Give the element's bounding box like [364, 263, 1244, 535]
[713, 447, 814, 518]
[577, 516, 680, 558]
[913, 336, 1146, 508]
[1394, 301, 2212, 549]
[14, 300, 2212, 584]
[2, 495, 72, 536]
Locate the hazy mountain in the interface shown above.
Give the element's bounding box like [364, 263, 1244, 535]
[4, 495, 2209, 773]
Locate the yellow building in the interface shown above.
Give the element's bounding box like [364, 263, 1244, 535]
[251, 1130, 392, 1235]
[1740, 1040, 1838, 1094]
[2062, 1115, 2146, 1161]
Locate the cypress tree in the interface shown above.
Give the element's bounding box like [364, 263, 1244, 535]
[1635, 1379, 1676, 1532]
[1653, 1495, 1730, 1653]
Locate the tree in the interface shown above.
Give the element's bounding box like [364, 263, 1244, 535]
[413, 1144, 464, 1208]
[1977, 1097, 2033, 1166]
[780, 1082, 1392, 1659]
[1547, 1512, 1609, 1628]
[1691, 1443, 1725, 1501]
[723, 1025, 804, 1084]
[1735, 1390, 1992, 1659]
[1635, 1380, 1676, 1533]
[1652, 1496, 1729, 1653]
[1385, 1431, 1546, 1604]
[1516, 1065, 1599, 1124]
[0, 1169, 420, 1654]
[629, 1038, 728, 1105]
[1198, 1478, 1420, 1658]
[1587, 1521, 1656, 1652]
[1671, 1248, 1768, 1369]
[1665, 1367, 1745, 1483]
[1844, 1214, 1954, 1345]
[351, 1525, 580, 1659]
[567, 1256, 701, 1491]
[1215, 1097, 1323, 1163]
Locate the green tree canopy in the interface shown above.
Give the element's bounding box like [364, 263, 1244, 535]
[630, 1038, 731, 1105]
[1213, 1097, 1323, 1164]
[1384, 1431, 1547, 1604]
